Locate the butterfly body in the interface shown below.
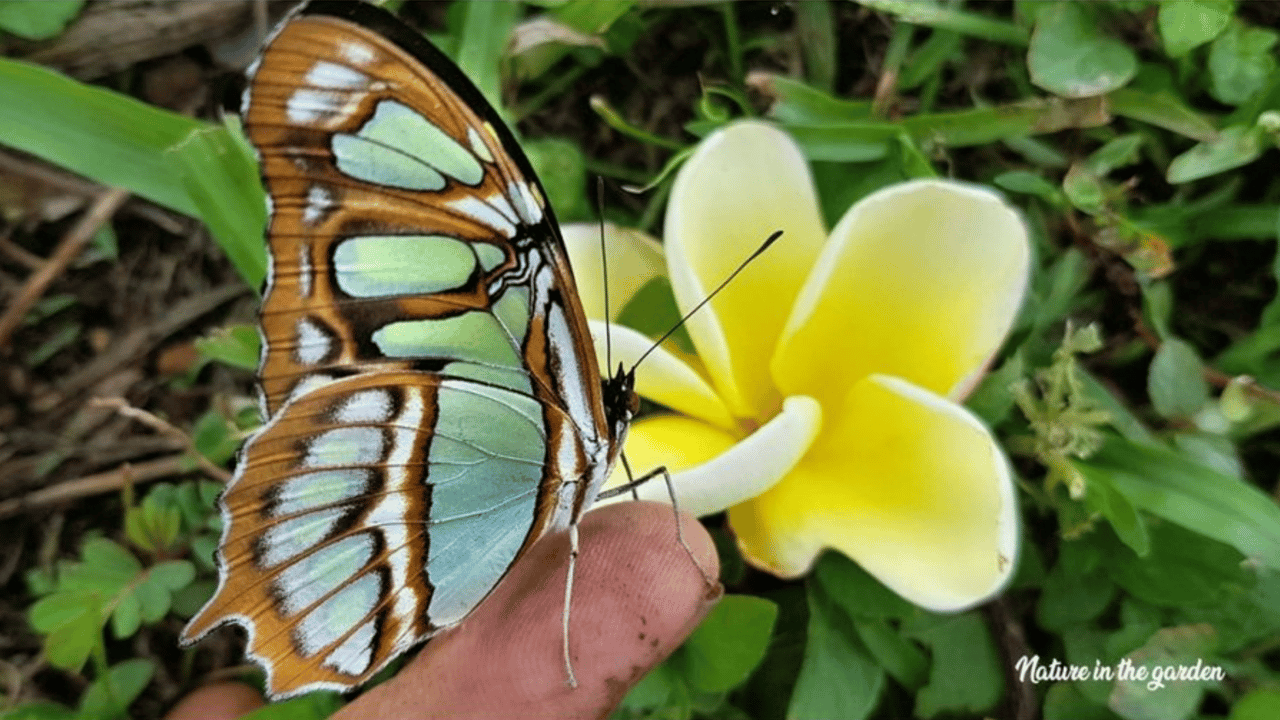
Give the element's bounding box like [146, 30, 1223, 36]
[181, 1, 634, 698]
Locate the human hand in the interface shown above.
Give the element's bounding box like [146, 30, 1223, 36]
[168, 501, 722, 719]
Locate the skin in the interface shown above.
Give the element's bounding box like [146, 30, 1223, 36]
[167, 502, 722, 720]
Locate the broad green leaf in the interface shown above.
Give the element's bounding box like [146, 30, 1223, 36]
[1108, 625, 1218, 720]
[1099, 520, 1251, 607]
[856, 0, 1028, 46]
[1085, 134, 1144, 176]
[1076, 463, 1151, 556]
[78, 538, 141, 585]
[42, 604, 99, 671]
[28, 592, 95, 634]
[1081, 435, 1280, 570]
[993, 170, 1061, 200]
[195, 324, 261, 371]
[1178, 568, 1280, 653]
[523, 137, 588, 221]
[0, 58, 203, 217]
[1147, 337, 1210, 419]
[617, 659, 692, 720]
[1107, 88, 1216, 142]
[1232, 689, 1280, 720]
[167, 123, 267, 290]
[452, 0, 521, 115]
[851, 618, 928, 690]
[0, 0, 83, 40]
[1044, 681, 1119, 720]
[1037, 538, 1116, 631]
[671, 595, 777, 693]
[0, 701, 80, 720]
[788, 583, 883, 720]
[1028, 3, 1137, 98]
[238, 692, 343, 720]
[1157, 0, 1232, 57]
[757, 73, 873, 124]
[1207, 20, 1279, 106]
[79, 659, 155, 720]
[1166, 125, 1265, 183]
[191, 409, 242, 467]
[150, 560, 196, 590]
[905, 612, 1003, 718]
[814, 552, 914, 620]
[110, 592, 141, 639]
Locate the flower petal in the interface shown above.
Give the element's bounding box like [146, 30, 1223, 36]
[587, 319, 735, 429]
[560, 222, 666, 321]
[729, 375, 1018, 611]
[600, 396, 822, 517]
[772, 179, 1030, 410]
[666, 120, 828, 419]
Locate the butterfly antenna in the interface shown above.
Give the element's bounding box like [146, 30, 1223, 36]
[596, 177, 613, 371]
[631, 229, 783, 371]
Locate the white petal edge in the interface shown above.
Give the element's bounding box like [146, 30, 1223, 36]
[587, 319, 735, 429]
[600, 395, 822, 517]
[865, 374, 1019, 611]
[560, 222, 666, 321]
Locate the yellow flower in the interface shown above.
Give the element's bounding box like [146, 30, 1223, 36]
[564, 120, 1030, 611]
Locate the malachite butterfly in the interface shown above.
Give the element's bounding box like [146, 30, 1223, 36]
[180, 0, 642, 698]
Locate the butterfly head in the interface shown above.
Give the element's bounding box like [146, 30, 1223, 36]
[602, 362, 638, 444]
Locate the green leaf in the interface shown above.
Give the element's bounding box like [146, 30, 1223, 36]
[1028, 3, 1137, 98]
[1232, 689, 1280, 720]
[0, 701, 80, 720]
[814, 552, 914, 620]
[150, 560, 196, 590]
[237, 692, 343, 720]
[1037, 538, 1116, 631]
[851, 618, 928, 690]
[993, 170, 1061, 200]
[0, 0, 83, 40]
[79, 659, 155, 720]
[1081, 435, 1280, 570]
[28, 592, 95, 634]
[1044, 681, 1120, 720]
[523, 137, 588, 221]
[856, 0, 1029, 46]
[79, 538, 142, 585]
[109, 592, 141, 639]
[1100, 520, 1252, 607]
[671, 595, 777, 693]
[1148, 337, 1210, 419]
[1108, 625, 1218, 720]
[0, 59, 203, 216]
[788, 583, 883, 720]
[166, 123, 267, 289]
[1085, 134, 1144, 176]
[1157, 0, 1232, 57]
[42, 604, 99, 671]
[1107, 88, 1217, 142]
[617, 660, 692, 720]
[905, 612, 1003, 718]
[1207, 20, 1279, 106]
[1076, 463, 1151, 556]
[191, 409, 241, 467]
[195, 324, 261, 372]
[1166, 124, 1265, 183]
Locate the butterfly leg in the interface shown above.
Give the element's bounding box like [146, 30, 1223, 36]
[599, 465, 718, 589]
[562, 521, 580, 688]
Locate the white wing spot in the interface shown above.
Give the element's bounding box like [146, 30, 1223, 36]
[341, 41, 375, 66]
[448, 196, 516, 238]
[302, 184, 334, 227]
[305, 61, 368, 89]
[334, 389, 393, 424]
[295, 318, 331, 365]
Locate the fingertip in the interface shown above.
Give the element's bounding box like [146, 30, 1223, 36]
[165, 682, 265, 720]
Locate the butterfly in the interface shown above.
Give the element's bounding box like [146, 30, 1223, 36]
[180, 0, 641, 698]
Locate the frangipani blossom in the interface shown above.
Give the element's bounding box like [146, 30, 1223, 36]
[564, 120, 1030, 611]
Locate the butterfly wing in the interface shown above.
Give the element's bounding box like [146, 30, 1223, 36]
[182, 1, 615, 698]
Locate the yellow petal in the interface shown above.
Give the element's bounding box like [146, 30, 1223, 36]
[587, 319, 735, 429]
[666, 120, 827, 419]
[772, 179, 1030, 410]
[601, 396, 822, 517]
[560, 222, 665, 321]
[730, 375, 1018, 611]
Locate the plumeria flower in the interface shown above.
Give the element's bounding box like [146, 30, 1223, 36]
[563, 120, 1031, 611]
